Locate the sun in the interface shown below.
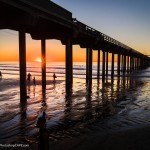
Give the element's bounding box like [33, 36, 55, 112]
[35, 57, 42, 62]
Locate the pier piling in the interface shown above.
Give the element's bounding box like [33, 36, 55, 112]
[111, 53, 114, 79]
[86, 48, 93, 89]
[102, 51, 105, 83]
[86, 48, 89, 85]
[19, 30, 27, 102]
[127, 56, 130, 73]
[97, 50, 100, 84]
[117, 53, 121, 76]
[66, 39, 73, 95]
[106, 52, 108, 78]
[41, 39, 46, 89]
[123, 55, 126, 74]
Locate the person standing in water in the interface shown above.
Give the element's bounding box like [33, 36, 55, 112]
[27, 73, 32, 82]
[33, 76, 36, 85]
[53, 73, 57, 82]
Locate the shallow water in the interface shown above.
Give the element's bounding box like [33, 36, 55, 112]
[0, 62, 150, 144]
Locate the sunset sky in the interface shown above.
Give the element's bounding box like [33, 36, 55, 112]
[0, 0, 150, 62]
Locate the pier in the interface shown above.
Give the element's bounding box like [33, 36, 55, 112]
[0, 0, 150, 101]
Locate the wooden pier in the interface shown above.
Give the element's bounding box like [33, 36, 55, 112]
[0, 0, 150, 101]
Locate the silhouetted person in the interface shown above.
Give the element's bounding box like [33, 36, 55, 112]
[37, 112, 49, 150]
[33, 76, 36, 85]
[0, 71, 2, 79]
[27, 73, 32, 82]
[53, 73, 57, 82]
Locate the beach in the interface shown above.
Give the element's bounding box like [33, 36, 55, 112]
[0, 62, 150, 149]
[49, 125, 150, 150]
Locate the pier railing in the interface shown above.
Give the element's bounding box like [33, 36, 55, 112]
[72, 18, 145, 56]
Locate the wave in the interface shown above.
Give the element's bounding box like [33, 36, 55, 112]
[1, 63, 150, 80]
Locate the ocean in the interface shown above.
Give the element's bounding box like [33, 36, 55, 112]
[0, 61, 150, 144]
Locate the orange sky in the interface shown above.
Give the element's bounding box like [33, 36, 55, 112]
[0, 30, 101, 62]
[0, 30, 147, 62]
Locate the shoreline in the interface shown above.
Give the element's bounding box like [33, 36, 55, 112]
[0, 78, 64, 91]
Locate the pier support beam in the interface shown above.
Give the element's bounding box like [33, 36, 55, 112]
[139, 58, 141, 69]
[102, 51, 105, 83]
[134, 57, 136, 70]
[19, 30, 27, 102]
[121, 54, 124, 72]
[135, 58, 138, 70]
[140, 57, 144, 69]
[138, 58, 140, 69]
[117, 53, 120, 76]
[86, 48, 89, 85]
[97, 50, 100, 84]
[130, 56, 133, 72]
[86, 48, 93, 89]
[66, 39, 73, 95]
[89, 48, 93, 89]
[123, 55, 126, 74]
[127, 56, 130, 73]
[136, 58, 138, 70]
[106, 52, 108, 78]
[111, 53, 114, 79]
[41, 39, 46, 89]
[134, 58, 136, 70]
[133, 57, 135, 70]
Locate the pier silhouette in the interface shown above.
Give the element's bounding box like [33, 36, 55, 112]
[0, 0, 150, 102]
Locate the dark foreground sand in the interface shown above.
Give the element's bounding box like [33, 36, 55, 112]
[29, 125, 150, 150]
[49, 126, 150, 150]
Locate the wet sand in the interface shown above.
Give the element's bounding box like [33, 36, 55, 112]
[28, 125, 150, 150]
[0, 78, 65, 144]
[1, 76, 150, 149]
[0, 67, 150, 150]
[48, 125, 150, 150]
